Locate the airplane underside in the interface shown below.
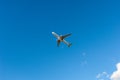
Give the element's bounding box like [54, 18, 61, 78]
[52, 32, 72, 47]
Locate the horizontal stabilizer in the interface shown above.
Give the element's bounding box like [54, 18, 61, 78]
[68, 43, 72, 47]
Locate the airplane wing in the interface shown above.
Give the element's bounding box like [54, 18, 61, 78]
[62, 33, 71, 39]
[62, 39, 72, 47]
[52, 32, 59, 38]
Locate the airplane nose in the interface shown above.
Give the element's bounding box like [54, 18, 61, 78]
[52, 32, 54, 34]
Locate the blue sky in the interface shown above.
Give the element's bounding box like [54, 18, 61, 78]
[0, 0, 120, 80]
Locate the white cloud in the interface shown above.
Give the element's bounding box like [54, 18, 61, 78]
[110, 63, 120, 80]
[96, 63, 120, 80]
[96, 72, 110, 80]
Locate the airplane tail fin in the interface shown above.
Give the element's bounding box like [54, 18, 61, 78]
[68, 43, 72, 47]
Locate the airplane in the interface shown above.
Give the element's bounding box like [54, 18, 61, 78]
[52, 32, 72, 47]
